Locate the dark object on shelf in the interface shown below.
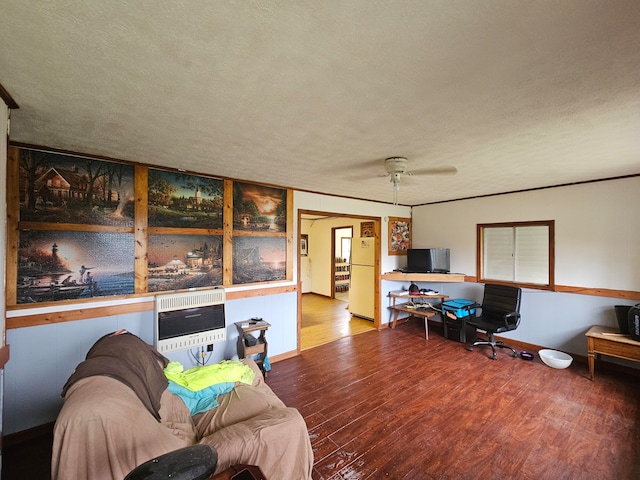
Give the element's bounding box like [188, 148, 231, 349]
[629, 304, 640, 341]
[406, 248, 450, 273]
[466, 284, 522, 360]
[614, 305, 631, 334]
[125, 444, 218, 480]
[244, 333, 258, 347]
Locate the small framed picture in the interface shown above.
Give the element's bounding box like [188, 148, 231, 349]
[300, 234, 309, 256]
[360, 221, 375, 237]
[388, 217, 411, 255]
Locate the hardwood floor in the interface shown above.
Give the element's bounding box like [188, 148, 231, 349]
[301, 293, 376, 351]
[267, 319, 640, 480]
[3, 317, 638, 480]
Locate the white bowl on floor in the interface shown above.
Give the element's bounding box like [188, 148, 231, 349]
[538, 349, 573, 369]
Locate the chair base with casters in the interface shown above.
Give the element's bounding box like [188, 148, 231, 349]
[467, 332, 517, 360]
[464, 283, 522, 360]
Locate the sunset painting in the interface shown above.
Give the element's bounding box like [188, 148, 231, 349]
[233, 236, 286, 284]
[233, 182, 286, 232]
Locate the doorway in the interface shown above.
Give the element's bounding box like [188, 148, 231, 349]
[298, 210, 381, 351]
[332, 226, 352, 302]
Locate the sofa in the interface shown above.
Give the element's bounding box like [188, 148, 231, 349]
[51, 331, 313, 480]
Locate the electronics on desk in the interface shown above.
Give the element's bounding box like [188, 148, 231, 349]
[406, 248, 450, 273]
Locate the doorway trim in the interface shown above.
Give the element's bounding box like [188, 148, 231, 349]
[297, 209, 382, 353]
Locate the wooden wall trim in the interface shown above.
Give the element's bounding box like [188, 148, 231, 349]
[0, 345, 10, 369]
[0, 82, 19, 109]
[465, 276, 638, 300]
[555, 285, 640, 301]
[6, 284, 298, 329]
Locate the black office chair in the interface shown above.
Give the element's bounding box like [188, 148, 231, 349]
[465, 284, 522, 360]
[124, 444, 218, 480]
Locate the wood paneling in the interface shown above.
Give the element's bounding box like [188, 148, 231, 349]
[134, 164, 149, 293]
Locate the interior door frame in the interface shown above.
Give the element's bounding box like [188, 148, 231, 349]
[297, 209, 381, 353]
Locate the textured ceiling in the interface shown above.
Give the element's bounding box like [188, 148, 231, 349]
[1, 1, 639, 206]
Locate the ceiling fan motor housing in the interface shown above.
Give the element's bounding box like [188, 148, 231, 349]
[384, 157, 409, 175]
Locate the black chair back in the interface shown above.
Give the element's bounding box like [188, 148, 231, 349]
[481, 284, 522, 329]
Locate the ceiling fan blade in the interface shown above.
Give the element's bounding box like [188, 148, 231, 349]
[410, 166, 458, 176]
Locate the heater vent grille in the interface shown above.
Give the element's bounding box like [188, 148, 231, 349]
[156, 288, 225, 312]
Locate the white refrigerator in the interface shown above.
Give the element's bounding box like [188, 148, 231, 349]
[348, 237, 375, 321]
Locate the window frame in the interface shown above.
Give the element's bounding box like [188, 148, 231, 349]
[477, 220, 555, 291]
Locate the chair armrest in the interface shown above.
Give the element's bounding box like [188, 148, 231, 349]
[503, 311, 520, 328]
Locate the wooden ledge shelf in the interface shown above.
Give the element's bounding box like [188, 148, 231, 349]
[381, 272, 465, 282]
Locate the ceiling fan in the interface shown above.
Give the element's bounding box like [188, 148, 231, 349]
[383, 157, 457, 204]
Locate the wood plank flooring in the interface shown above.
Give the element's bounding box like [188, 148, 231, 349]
[267, 318, 640, 480]
[301, 293, 376, 351]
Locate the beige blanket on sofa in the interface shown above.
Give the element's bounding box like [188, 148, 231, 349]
[52, 359, 313, 480]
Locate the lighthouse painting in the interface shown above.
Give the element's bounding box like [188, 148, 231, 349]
[17, 230, 135, 304]
[148, 169, 223, 229]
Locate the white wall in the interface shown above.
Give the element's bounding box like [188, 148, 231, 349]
[411, 177, 640, 356]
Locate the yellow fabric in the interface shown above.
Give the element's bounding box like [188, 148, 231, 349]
[164, 360, 255, 392]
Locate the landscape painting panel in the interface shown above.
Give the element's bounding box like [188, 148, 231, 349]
[148, 234, 223, 292]
[17, 230, 134, 304]
[148, 169, 223, 229]
[18, 147, 134, 226]
[233, 236, 286, 284]
[233, 182, 286, 232]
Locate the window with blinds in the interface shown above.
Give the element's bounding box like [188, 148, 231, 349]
[477, 221, 554, 289]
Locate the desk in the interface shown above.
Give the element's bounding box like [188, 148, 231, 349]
[389, 305, 436, 339]
[585, 325, 640, 380]
[388, 292, 448, 339]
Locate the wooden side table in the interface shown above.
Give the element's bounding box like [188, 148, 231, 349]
[388, 292, 448, 337]
[235, 320, 271, 376]
[585, 325, 640, 380]
[388, 304, 435, 339]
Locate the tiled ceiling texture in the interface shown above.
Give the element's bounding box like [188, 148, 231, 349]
[1, 1, 639, 206]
